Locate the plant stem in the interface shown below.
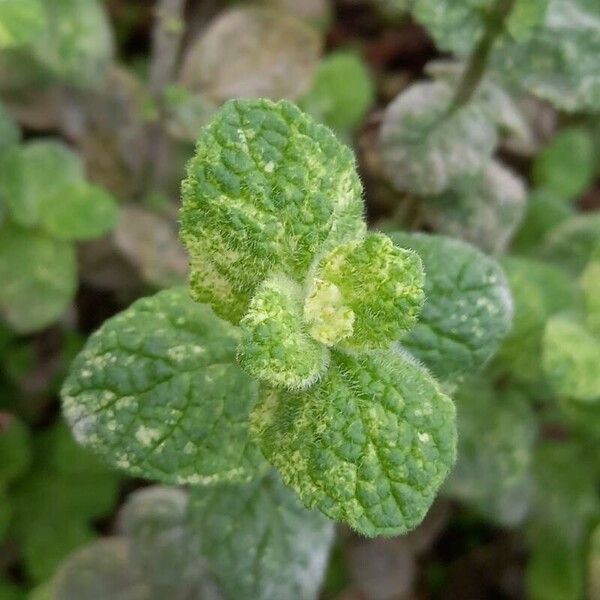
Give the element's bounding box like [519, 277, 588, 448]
[451, 0, 516, 110]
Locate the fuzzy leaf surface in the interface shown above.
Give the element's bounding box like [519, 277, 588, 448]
[390, 232, 513, 384]
[61, 288, 264, 485]
[237, 274, 329, 389]
[251, 349, 456, 537]
[180, 98, 365, 323]
[189, 470, 334, 600]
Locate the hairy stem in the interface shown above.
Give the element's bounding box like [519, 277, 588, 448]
[451, 0, 516, 110]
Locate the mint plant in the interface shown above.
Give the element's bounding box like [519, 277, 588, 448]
[61, 98, 514, 547]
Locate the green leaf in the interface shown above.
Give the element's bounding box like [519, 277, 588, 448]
[61, 287, 265, 485]
[543, 313, 600, 403]
[189, 470, 335, 600]
[299, 51, 374, 132]
[307, 233, 425, 350]
[445, 380, 536, 526]
[421, 161, 527, 255]
[180, 98, 365, 324]
[180, 7, 321, 103]
[380, 81, 497, 196]
[0, 101, 19, 153]
[251, 349, 456, 537]
[38, 182, 119, 241]
[0, 579, 24, 600]
[389, 232, 514, 384]
[495, 257, 575, 383]
[11, 423, 120, 582]
[492, 0, 600, 112]
[30, 0, 114, 88]
[0, 489, 10, 541]
[506, 0, 550, 39]
[238, 274, 329, 390]
[0, 141, 84, 228]
[581, 244, 600, 335]
[0, 415, 32, 487]
[512, 188, 575, 253]
[0, 0, 43, 49]
[527, 526, 585, 600]
[533, 128, 596, 201]
[118, 486, 219, 598]
[589, 524, 600, 600]
[542, 213, 600, 273]
[0, 224, 76, 333]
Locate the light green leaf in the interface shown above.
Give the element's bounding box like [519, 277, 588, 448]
[0, 101, 19, 153]
[507, 0, 550, 39]
[390, 232, 513, 384]
[307, 233, 425, 350]
[0, 224, 76, 333]
[373, 0, 414, 20]
[0, 415, 32, 487]
[189, 470, 334, 600]
[527, 526, 585, 600]
[30, 0, 114, 87]
[495, 257, 575, 383]
[251, 349, 456, 537]
[512, 188, 575, 253]
[0, 140, 84, 228]
[421, 161, 527, 255]
[39, 182, 119, 241]
[380, 81, 497, 196]
[445, 380, 536, 526]
[589, 524, 600, 600]
[533, 128, 596, 201]
[180, 98, 365, 324]
[0, 0, 43, 49]
[582, 244, 600, 335]
[543, 313, 600, 403]
[61, 287, 265, 485]
[299, 50, 374, 132]
[180, 7, 321, 103]
[542, 213, 600, 273]
[238, 274, 329, 390]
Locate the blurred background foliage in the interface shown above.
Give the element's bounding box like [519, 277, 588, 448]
[0, 0, 599, 599]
